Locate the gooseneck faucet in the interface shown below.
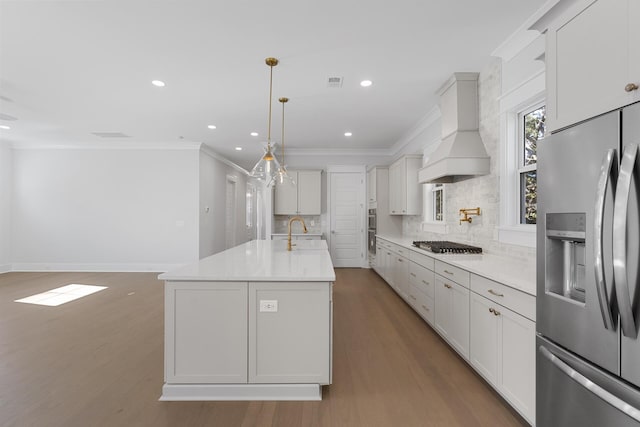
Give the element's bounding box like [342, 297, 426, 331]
[287, 216, 308, 251]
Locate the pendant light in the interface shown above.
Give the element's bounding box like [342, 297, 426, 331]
[271, 97, 295, 186]
[250, 57, 282, 183]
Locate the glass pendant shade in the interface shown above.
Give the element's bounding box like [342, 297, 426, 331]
[251, 143, 281, 181]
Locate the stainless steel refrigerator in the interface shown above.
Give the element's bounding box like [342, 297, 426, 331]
[537, 101, 640, 426]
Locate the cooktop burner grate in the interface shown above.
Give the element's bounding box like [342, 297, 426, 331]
[412, 240, 483, 254]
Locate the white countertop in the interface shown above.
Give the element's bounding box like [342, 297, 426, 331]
[376, 234, 536, 296]
[271, 233, 323, 236]
[159, 239, 336, 282]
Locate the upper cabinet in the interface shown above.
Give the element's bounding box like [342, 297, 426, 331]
[274, 170, 322, 215]
[389, 155, 423, 215]
[545, 0, 640, 132]
[367, 168, 377, 208]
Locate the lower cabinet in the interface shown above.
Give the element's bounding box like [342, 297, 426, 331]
[165, 281, 331, 385]
[470, 291, 535, 424]
[435, 275, 470, 360]
[391, 252, 409, 300]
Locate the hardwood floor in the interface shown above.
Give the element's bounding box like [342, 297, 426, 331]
[0, 269, 527, 427]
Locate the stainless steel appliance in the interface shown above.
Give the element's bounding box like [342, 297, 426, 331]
[412, 240, 482, 254]
[368, 209, 376, 255]
[368, 208, 376, 230]
[537, 101, 640, 426]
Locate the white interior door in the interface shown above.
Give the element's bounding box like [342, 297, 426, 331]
[329, 172, 364, 267]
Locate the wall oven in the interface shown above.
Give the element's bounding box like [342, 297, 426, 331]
[368, 209, 376, 255]
[368, 208, 376, 230]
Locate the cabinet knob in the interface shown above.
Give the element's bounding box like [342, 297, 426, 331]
[625, 83, 639, 92]
[444, 283, 452, 289]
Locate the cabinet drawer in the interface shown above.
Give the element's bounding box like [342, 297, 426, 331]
[470, 274, 535, 321]
[435, 260, 470, 288]
[409, 249, 435, 270]
[410, 288, 434, 326]
[409, 261, 435, 298]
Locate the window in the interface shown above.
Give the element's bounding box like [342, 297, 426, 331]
[431, 184, 444, 222]
[518, 104, 545, 225]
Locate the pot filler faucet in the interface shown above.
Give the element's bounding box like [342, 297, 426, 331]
[288, 216, 308, 251]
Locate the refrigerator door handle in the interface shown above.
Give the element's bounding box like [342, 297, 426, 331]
[539, 345, 640, 422]
[594, 148, 617, 330]
[613, 143, 638, 338]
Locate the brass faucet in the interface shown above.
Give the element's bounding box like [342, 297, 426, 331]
[287, 216, 308, 251]
[459, 207, 481, 224]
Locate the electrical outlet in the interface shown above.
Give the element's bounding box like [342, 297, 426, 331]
[259, 300, 278, 312]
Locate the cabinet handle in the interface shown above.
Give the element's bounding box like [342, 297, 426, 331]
[491, 308, 501, 316]
[443, 270, 454, 275]
[625, 83, 639, 92]
[410, 273, 416, 277]
[410, 295, 417, 300]
[488, 289, 504, 297]
[421, 305, 430, 312]
[444, 283, 452, 289]
[422, 280, 429, 285]
[398, 258, 403, 262]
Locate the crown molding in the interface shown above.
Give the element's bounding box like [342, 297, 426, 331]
[388, 106, 441, 157]
[492, 0, 561, 61]
[10, 140, 201, 151]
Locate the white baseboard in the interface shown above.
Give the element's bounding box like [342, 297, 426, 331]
[9, 263, 184, 273]
[0, 264, 11, 274]
[159, 383, 322, 401]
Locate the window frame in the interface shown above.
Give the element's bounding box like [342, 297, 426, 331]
[497, 70, 545, 248]
[517, 102, 545, 225]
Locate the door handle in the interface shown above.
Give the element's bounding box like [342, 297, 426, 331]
[539, 345, 640, 422]
[594, 149, 616, 330]
[613, 144, 638, 338]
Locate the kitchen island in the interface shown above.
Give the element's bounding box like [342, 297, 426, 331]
[158, 239, 335, 401]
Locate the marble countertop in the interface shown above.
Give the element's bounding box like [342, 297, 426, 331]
[376, 234, 536, 296]
[271, 232, 323, 236]
[159, 240, 336, 282]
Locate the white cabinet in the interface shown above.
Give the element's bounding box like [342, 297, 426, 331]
[469, 275, 536, 425]
[165, 281, 331, 386]
[388, 155, 423, 215]
[435, 274, 470, 360]
[248, 282, 331, 384]
[408, 258, 435, 325]
[274, 170, 321, 215]
[391, 252, 409, 300]
[367, 168, 377, 207]
[272, 234, 322, 241]
[545, 0, 640, 131]
[165, 282, 248, 383]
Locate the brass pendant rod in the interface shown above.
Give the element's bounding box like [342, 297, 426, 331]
[280, 97, 288, 165]
[265, 57, 279, 145]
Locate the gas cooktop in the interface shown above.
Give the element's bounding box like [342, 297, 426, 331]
[412, 240, 483, 254]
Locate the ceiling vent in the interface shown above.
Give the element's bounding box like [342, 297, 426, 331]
[91, 132, 131, 138]
[327, 77, 343, 88]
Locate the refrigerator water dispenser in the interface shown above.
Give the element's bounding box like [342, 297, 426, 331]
[546, 213, 587, 303]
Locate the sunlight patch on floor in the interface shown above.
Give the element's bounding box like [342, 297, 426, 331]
[15, 284, 108, 306]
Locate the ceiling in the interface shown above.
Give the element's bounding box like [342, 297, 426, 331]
[0, 0, 546, 171]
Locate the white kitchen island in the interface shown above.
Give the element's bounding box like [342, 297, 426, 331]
[158, 239, 335, 401]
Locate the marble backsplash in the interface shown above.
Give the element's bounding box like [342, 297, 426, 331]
[273, 215, 323, 234]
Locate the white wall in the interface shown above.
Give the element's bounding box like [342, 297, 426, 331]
[10, 146, 199, 271]
[0, 143, 12, 272]
[199, 148, 250, 258]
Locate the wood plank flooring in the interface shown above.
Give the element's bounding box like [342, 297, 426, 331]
[0, 269, 527, 427]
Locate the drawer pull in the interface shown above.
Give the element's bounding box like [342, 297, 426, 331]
[421, 280, 429, 286]
[410, 273, 416, 277]
[410, 295, 417, 300]
[488, 289, 504, 297]
[444, 283, 452, 289]
[421, 305, 430, 312]
[443, 270, 454, 275]
[489, 307, 501, 316]
[398, 258, 403, 262]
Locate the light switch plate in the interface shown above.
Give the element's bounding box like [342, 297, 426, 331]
[259, 300, 278, 312]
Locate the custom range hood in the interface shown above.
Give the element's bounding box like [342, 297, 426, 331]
[418, 72, 490, 184]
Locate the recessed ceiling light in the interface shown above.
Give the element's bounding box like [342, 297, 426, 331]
[207, 125, 217, 129]
[0, 125, 10, 130]
[235, 147, 243, 151]
[344, 132, 353, 137]
[151, 80, 166, 87]
[360, 80, 373, 87]
[250, 132, 259, 136]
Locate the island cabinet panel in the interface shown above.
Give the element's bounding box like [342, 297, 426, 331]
[165, 282, 248, 384]
[248, 282, 331, 384]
